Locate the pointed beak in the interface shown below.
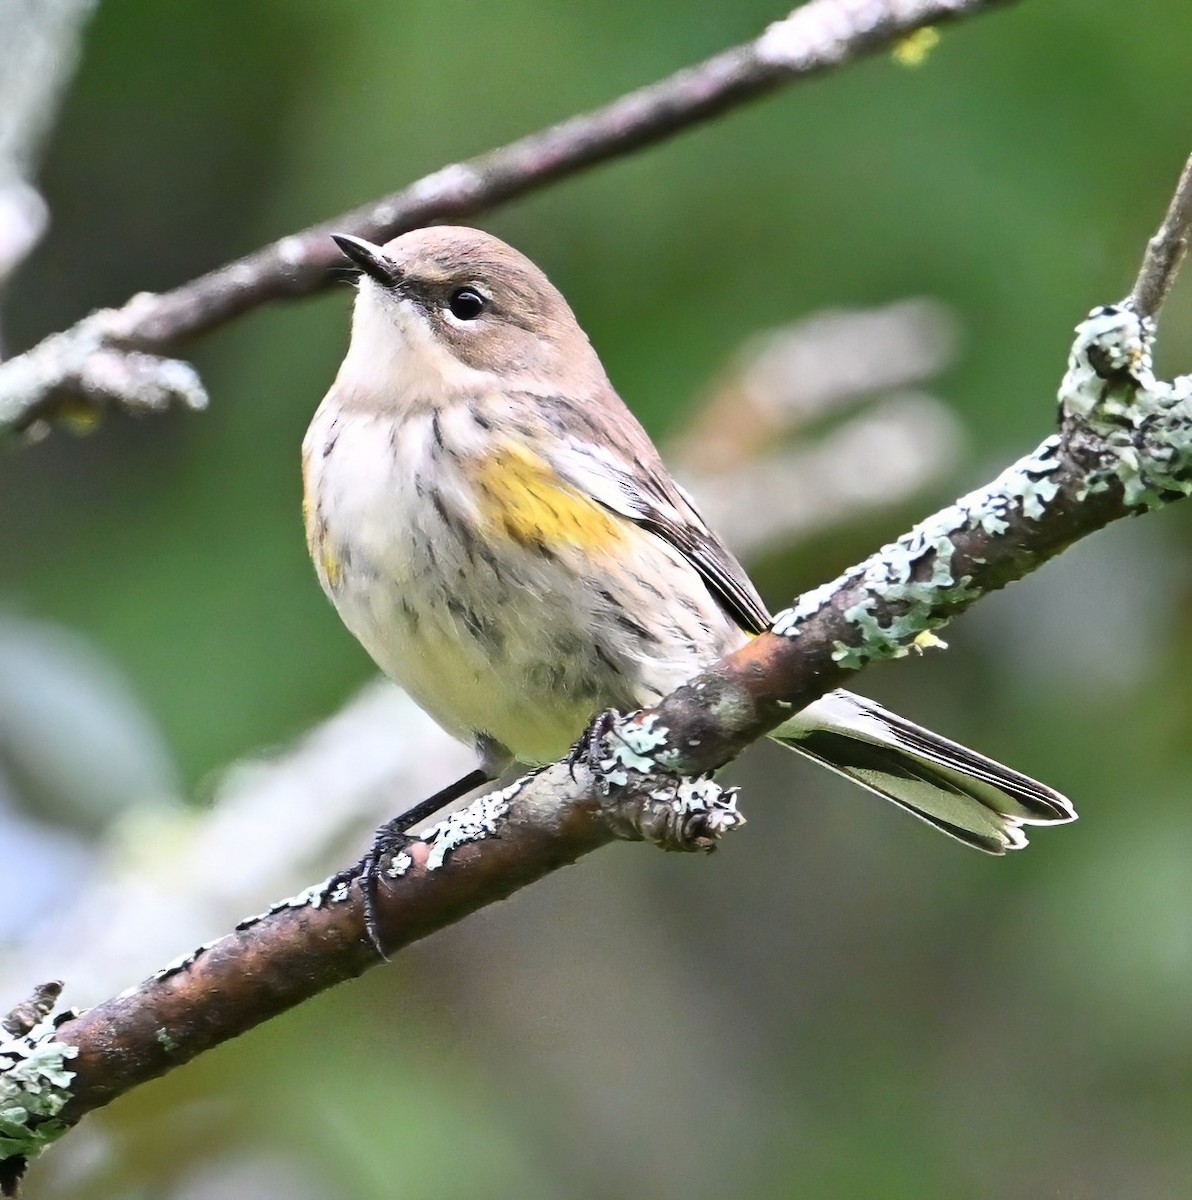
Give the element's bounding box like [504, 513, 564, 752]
[331, 233, 401, 287]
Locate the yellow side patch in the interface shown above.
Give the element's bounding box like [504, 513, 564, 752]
[321, 544, 341, 589]
[300, 452, 317, 554]
[301, 459, 341, 589]
[475, 444, 626, 553]
[305, 510, 342, 590]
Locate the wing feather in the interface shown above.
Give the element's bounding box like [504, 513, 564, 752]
[548, 428, 770, 634]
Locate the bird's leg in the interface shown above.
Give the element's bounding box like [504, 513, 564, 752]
[344, 767, 494, 958]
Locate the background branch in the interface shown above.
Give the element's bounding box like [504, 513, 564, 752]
[0, 0, 97, 335]
[674, 298, 964, 556]
[0, 0, 1011, 437]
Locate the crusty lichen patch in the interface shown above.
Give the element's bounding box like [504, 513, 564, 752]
[413, 784, 519, 871]
[0, 1016, 78, 1163]
[770, 433, 1062, 668]
[1061, 304, 1192, 507]
[596, 711, 745, 850]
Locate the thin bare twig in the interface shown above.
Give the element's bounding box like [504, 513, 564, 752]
[0, 0, 98, 308]
[0, 0, 1015, 437]
[1129, 151, 1192, 321]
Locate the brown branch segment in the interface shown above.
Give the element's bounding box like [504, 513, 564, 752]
[54, 775, 617, 1120]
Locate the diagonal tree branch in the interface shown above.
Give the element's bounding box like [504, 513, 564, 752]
[3, 146, 1191, 1194]
[0, 0, 1014, 438]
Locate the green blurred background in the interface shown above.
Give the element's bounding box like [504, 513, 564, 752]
[4, 1, 1192, 1197]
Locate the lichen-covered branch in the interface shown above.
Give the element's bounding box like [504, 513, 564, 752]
[43, 764, 741, 1125]
[0, 301, 207, 439]
[0, 998, 76, 1196]
[643, 307, 1184, 772]
[2, 283, 1189, 1193]
[0, 0, 1012, 438]
[0, 0, 98, 317]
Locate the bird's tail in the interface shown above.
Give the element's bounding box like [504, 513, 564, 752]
[770, 690, 1076, 854]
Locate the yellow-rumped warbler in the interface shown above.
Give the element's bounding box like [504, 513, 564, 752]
[303, 226, 1074, 901]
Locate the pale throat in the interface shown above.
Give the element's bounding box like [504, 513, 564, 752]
[331, 283, 501, 412]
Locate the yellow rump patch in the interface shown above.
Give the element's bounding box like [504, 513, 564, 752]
[476, 444, 626, 553]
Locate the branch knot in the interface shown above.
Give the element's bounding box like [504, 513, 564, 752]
[1062, 304, 1192, 508]
[596, 712, 746, 851]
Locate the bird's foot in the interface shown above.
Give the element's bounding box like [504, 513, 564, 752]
[566, 709, 619, 781]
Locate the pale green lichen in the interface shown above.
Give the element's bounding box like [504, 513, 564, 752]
[418, 784, 517, 870]
[154, 1028, 179, 1055]
[149, 938, 220, 984]
[771, 301, 1192, 669]
[1060, 304, 1192, 508]
[270, 881, 340, 913]
[384, 849, 415, 879]
[630, 774, 745, 850]
[770, 435, 1063, 669]
[592, 714, 746, 848]
[647, 777, 745, 836]
[770, 580, 838, 634]
[598, 713, 671, 785]
[217, 876, 352, 948]
[0, 1016, 78, 1160]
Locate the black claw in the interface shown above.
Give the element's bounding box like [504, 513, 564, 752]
[566, 709, 618, 780]
[357, 819, 418, 959]
[345, 766, 495, 958]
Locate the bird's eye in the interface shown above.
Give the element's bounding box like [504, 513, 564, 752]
[447, 287, 487, 321]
